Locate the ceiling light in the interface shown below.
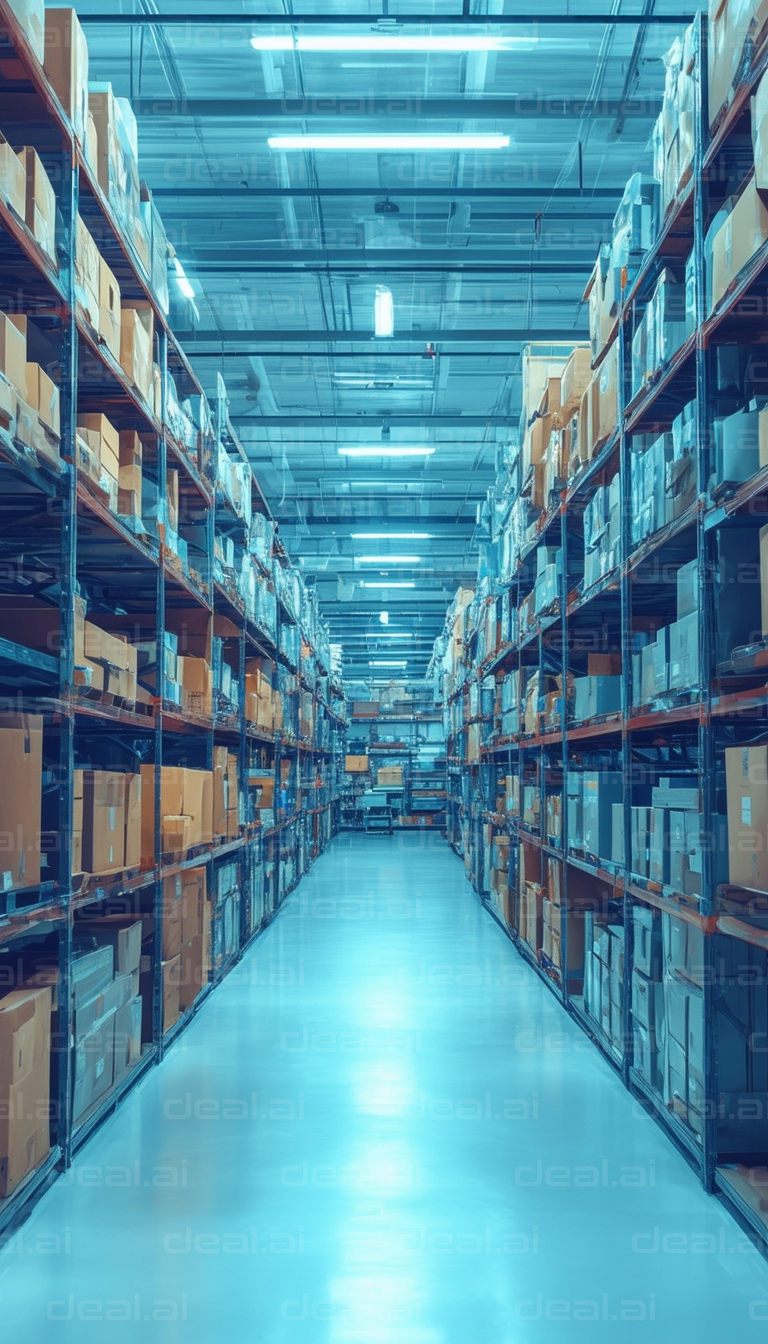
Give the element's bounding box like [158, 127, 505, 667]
[361, 581, 416, 588]
[173, 257, 195, 300]
[375, 632, 414, 638]
[252, 35, 534, 53]
[379, 610, 389, 625]
[357, 555, 420, 564]
[268, 134, 510, 152]
[338, 447, 434, 458]
[369, 660, 408, 667]
[352, 532, 432, 539]
[374, 286, 394, 338]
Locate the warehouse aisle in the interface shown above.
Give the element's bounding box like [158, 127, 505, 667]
[1, 835, 767, 1342]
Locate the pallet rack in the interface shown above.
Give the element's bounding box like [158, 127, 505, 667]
[0, 4, 346, 1240]
[341, 703, 446, 833]
[436, 12, 768, 1253]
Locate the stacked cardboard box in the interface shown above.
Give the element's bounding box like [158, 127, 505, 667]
[584, 916, 625, 1048]
[73, 917, 142, 1095]
[0, 985, 51, 1196]
[583, 475, 621, 590]
[245, 657, 275, 731]
[213, 748, 239, 841]
[140, 765, 213, 860]
[0, 311, 61, 463]
[631, 905, 665, 1091]
[631, 559, 699, 705]
[572, 654, 622, 723]
[73, 769, 141, 876]
[661, 912, 704, 1135]
[0, 713, 43, 891]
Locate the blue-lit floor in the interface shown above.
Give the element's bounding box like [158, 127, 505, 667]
[1, 833, 768, 1341]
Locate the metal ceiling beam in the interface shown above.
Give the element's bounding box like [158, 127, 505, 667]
[187, 349, 570, 358]
[131, 96, 659, 119]
[177, 327, 584, 344]
[192, 259, 592, 274]
[151, 185, 623, 200]
[79, 11, 695, 25]
[232, 414, 516, 425]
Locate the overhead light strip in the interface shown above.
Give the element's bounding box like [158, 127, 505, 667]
[357, 555, 421, 564]
[360, 581, 416, 588]
[351, 532, 432, 539]
[268, 134, 510, 151]
[252, 35, 535, 52]
[338, 447, 435, 457]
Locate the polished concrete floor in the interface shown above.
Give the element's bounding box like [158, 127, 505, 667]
[1, 833, 768, 1341]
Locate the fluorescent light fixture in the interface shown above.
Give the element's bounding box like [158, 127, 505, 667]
[252, 35, 534, 53]
[352, 532, 432, 539]
[357, 555, 420, 564]
[268, 133, 510, 152]
[338, 447, 434, 458]
[374, 285, 394, 338]
[379, 610, 389, 625]
[375, 632, 414, 638]
[370, 660, 408, 667]
[361, 581, 416, 588]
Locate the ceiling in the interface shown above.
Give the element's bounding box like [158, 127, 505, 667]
[78, 1, 682, 685]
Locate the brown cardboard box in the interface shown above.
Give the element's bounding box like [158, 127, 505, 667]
[18, 147, 56, 262]
[378, 766, 403, 787]
[560, 345, 592, 417]
[249, 772, 275, 808]
[72, 768, 83, 874]
[0, 134, 26, 219]
[0, 310, 27, 393]
[162, 956, 181, 1031]
[81, 770, 125, 874]
[0, 985, 51, 1197]
[98, 254, 121, 361]
[120, 302, 153, 403]
[181, 867, 205, 944]
[162, 815, 193, 856]
[25, 363, 60, 436]
[44, 9, 89, 145]
[74, 215, 100, 326]
[179, 935, 205, 1012]
[345, 755, 369, 773]
[0, 714, 43, 890]
[179, 657, 212, 717]
[182, 768, 212, 846]
[588, 653, 622, 676]
[118, 429, 142, 517]
[77, 411, 119, 468]
[711, 178, 768, 313]
[87, 85, 120, 199]
[167, 467, 179, 532]
[213, 746, 228, 840]
[140, 764, 181, 862]
[113, 996, 141, 1083]
[124, 773, 141, 868]
[83, 618, 137, 700]
[595, 340, 619, 447]
[9, 0, 45, 61]
[726, 745, 768, 891]
[162, 874, 183, 959]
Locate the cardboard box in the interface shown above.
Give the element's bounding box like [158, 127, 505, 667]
[81, 770, 125, 874]
[25, 363, 60, 436]
[726, 745, 768, 891]
[113, 996, 142, 1083]
[74, 215, 100, 326]
[8, 0, 45, 63]
[120, 302, 153, 403]
[0, 135, 26, 220]
[377, 766, 403, 787]
[0, 310, 27, 393]
[0, 714, 43, 890]
[179, 656, 213, 717]
[179, 935, 205, 1011]
[560, 345, 592, 417]
[345, 755, 369, 773]
[711, 178, 768, 313]
[75, 917, 142, 976]
[123, 773, 141, 868]
[72, 1012, 115, 1123]
[181, 867, 206, 944]
[162, 874, 183, 959]
[44, 8, 89, 144]
[118, 431, 142, 517]
[72, 768, 83, 874]
[162, 955, 181, 1032]
[162, 815, 193, 855]
[18, 146, 56, 262]
[0, 985, 51, 1197]
[98, 254, 121, 361]
[249, 772, 275, 808]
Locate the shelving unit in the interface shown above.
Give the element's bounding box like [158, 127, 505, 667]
[341, 700, 446, 833]
[0, 4, 346, 1240]
[433, 13, 768, 1253]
